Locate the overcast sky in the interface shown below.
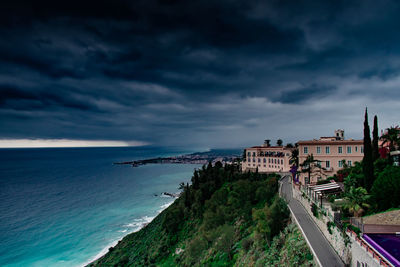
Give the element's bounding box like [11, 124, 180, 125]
[1, 0, 399, 149]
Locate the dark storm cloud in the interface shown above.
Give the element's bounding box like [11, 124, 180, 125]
[1, 0, 400, 147]
[276, 84, 336, 104]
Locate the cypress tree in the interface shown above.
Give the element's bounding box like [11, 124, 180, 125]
[363, 108, 374, 190]
[372, 115, 380, 162]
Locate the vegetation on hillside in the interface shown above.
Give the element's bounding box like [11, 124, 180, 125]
[90, 163, 314, 266]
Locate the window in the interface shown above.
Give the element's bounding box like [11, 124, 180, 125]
[304, 147, 308, 154]
[258, 158, 261, 163]
[338, 160, 343, 167]
[247, 158, 250, 162]
[348, 160, 352, 166]
[247, 152, 251, 157]
[252, 152, 256, 157]
[338, 146, 343, 154]
[253, 158, 255, 162]
[347, 146, 352, 154]
[274, 159, 277, 164]
[316, 161, 321, 167]
[355, 146, 358, 152]
[361, 146, 364, 153]
[326, 161, 330, 168]
[325, 146, 330, 154]
[316, 146, 321, 154]
[281, 159, 283, 164]
[263, 158, 266, 163]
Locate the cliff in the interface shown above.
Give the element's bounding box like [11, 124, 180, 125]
[89, 163, 314, 266]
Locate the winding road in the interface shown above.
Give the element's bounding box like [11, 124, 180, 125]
[280, 175, 344, 267]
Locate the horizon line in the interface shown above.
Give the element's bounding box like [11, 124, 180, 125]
[0, 139, 149, 148]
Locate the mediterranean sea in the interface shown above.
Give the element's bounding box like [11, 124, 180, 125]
[0, 146, 202, 267]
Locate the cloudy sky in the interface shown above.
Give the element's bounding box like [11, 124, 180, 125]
[1, 0, 399, 148]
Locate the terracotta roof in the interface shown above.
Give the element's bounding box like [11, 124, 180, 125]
[297, 139, 363, 145]
[246, 146, 292, 150]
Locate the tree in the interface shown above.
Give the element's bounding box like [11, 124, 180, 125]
[264, 139, 271, 147]
[371, 166, 400, 211]
[363, 108, 374, 190]
[192, 170, 200, 190]
[381, 126, 400, 152]
[343, 187, 371, 217]
[290, 148, 299, 166]
[372, 115, 380, 162]
[286, 143, 294, 148]
[277, 139, 283, 146]
[300, 154, 326, 184]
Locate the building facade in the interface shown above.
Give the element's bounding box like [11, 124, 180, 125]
[242, 144, 293, 173]
[298, 130, 364, 185]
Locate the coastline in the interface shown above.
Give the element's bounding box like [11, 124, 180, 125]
[82, 198, 176, 267]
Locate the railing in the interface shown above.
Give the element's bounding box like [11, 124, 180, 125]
[350, 217, 364, 232]
[347, 229, 394, 267]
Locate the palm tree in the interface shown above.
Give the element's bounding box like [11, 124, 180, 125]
[381, 126, 400, 152]
[343, 187, 371, 217]
[286, 143, 294, 148]
[300, 154, 317, 184]
[277, 139, 283, 146]
[290, 148, 299, 166]
[300, 154, 328, 184]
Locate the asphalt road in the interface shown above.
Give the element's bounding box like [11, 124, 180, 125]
[281, 176, 345, 267]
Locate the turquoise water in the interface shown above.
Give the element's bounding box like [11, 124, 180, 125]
[0, 147, 202, 267]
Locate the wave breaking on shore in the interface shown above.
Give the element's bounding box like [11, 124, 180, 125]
[82, 199, 176, 267]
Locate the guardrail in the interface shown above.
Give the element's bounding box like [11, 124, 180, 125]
[347, 229, 394, 267]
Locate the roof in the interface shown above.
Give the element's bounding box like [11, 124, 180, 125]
[246, 146, 293, 150]
[362, 209, 400, 225]
[297, 139, 363, 145]
[309, 183, 341, 192]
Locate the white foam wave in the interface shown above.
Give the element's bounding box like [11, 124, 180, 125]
[157, 201, 174, 213]
[83, 201, 175, 266]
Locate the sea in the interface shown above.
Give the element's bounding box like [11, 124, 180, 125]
[0, 146, 203, 267]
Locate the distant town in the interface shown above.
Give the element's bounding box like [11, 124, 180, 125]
[114, 149, 241, 167]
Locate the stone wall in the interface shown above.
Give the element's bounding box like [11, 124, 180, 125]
[293, 188, 352, 265]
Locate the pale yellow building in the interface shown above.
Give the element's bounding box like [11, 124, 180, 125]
[298, 130, 364, 184]
[242, 143, 293, 173]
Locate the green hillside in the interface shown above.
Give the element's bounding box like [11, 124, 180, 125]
[90, 163, 314, 266]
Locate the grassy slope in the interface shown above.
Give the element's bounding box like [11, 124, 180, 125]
[90, 165, 314, 267]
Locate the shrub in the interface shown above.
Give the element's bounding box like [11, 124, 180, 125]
[242, 236, 253, 252]
[347, 224, 361, 237]
[327, 221, 335, 234]
[311, 203, 319, 218]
